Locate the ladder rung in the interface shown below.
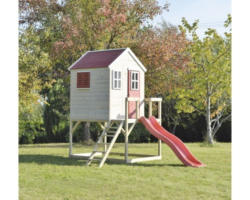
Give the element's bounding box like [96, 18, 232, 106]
[108, 130, 117, 134]
[109, 127, 118, 129]
[92, 151, 104, 153]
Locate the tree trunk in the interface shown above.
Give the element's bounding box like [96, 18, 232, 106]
[206, 95, 214, 144]
[83, 122, 90, 142]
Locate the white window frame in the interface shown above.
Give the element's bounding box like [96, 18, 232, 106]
[131, 71, 139, 90]
[112, 71, 121, 90]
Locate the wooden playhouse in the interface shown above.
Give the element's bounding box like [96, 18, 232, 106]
[68, 48, 162, 167]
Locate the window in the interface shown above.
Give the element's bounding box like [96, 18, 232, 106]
[131, 71, 139, 90]
[77, 72, 90, 88]
[112, 71, 121, 89]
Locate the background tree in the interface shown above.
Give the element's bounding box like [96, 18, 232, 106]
[19, 26, 54, 143]
[174, 15, 231, 144]
[51, 0, 169, 142]
[18, 1, 231, 144]
[19, 0, 170, 143]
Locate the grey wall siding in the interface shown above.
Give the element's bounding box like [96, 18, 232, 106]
[70, 68, 109, 121]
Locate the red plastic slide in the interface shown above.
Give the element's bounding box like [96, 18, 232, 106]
[139, 116, 205, 167]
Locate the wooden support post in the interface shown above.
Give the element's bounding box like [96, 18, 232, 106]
[125, 98, 129, 163]
[69, 120, 81, 157]
[158, 101, 162, 123]
[69, 120, 73, 156]
[103, 122, 107, 152]
[136, 100, 140, 119]
[149, 100, 152, 118]
[158, 101, 162, 157]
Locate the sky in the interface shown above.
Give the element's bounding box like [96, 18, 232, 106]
[153, 0, 231, 37]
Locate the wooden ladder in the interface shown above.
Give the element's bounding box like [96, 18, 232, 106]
[86, 121, 124, 168]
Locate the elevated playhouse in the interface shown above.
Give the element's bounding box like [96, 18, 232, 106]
[68, 48, 204, 168]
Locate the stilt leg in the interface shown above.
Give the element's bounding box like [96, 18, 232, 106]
[158, 100, 162, 157]
[125, 98, 129, 163]
[103, 122, 107, 152]
[158, 140, 162, 157]
[69, 120, 73, 156]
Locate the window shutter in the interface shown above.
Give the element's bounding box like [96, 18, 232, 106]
[77, 72, 90, 88]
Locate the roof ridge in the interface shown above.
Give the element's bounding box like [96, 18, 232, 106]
[87, 48, 127, 53]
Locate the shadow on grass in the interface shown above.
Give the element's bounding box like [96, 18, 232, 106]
[107, 162, 185, 167]
[129, 163, 186, 167]
[19, 154, 185, 168]
[19, 154, 85, 166]
[19, 143, 94, 149]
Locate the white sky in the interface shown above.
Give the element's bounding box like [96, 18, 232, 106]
[153, 0, 231, 37]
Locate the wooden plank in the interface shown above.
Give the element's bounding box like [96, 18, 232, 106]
[158, 101, 162, 120]
[136, 100, 140, 119]
[98, 122, 105, 130]
[69, 121, 73, 156]
[158, 101, 162, 157]
[99, 121, 124, 168]
[86, 122, 111, 166]
[71, 152, 102, 158]
[128, 122, 137, 136]
[72, 121, 81, 133]
[144, 97, 162, 102]
[148, 101, 152, 117]
[103, 122, 107, 152]
[125, 98, 129, 163]
[128, 156, 162, 163]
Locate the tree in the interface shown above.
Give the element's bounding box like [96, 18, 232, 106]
[174, 15, 231, 144]
[131, 23, 188, 97]
[19, 26, 54, 143]
[19, 0, 169, 143]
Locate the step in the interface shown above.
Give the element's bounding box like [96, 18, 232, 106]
[109, 127, 119, 129]
[92, 151, 105, 153]
[107, 130, 117, 134]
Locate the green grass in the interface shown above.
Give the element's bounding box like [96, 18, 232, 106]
[19, 142, 231, 200]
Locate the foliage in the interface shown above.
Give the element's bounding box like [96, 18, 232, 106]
[174, 15, 231, 144]
[18, 1, 231, 144]
[43, 79, 69, 142]
[19, 27, 53, 113]
[19, 104, 45, 144]
[19, 26, 54, 143]
[132, 24, 189, 97]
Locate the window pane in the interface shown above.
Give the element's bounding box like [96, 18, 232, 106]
[118, 72, 121, 79]
[135, 73, 138, 80]
[114, 80, 117, 88]
[132, 73, 134, 80]
[115, 71, 117, 79]
[135, 82, 138, 89]
[118, 80, 121, 88]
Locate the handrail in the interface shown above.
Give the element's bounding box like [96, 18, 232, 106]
[125, 97, 162, 120]
[144, 97, 162, 102]
[144, 97, 162, 120]
[124, 96, 162, 160]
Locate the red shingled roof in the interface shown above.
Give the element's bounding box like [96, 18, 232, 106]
[70, 48, 126, 70]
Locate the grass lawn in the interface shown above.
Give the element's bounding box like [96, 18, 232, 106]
[19, 142, 231, 200]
